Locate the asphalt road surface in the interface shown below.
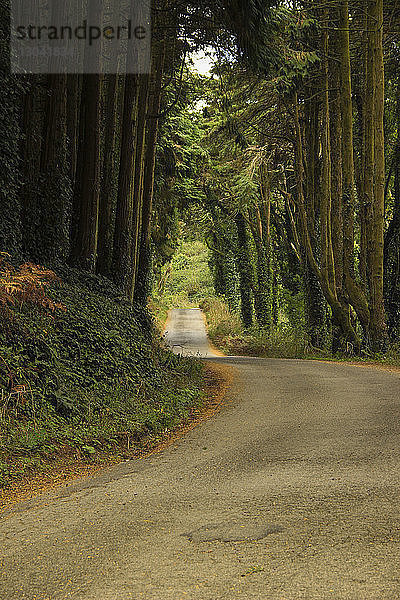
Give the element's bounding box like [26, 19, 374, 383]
[164, 308, 221, 357]
[1, 309, 400, 599]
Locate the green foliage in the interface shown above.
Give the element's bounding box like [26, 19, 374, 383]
[280, 286, 305, 335]
[201, 295, 310, 359]
[275, 50, 320, 96]
[235, 212, 254, 327]
[223, 1, 289, 75]
[200, 297, 242, 341]
[253, 245, 272, 328]
[153, 238, 215, 323]
[152, 81, 209, 284]
[207, 211, 241, 313]
[36, 164, 72, 263]
[0, 266, 204, 487]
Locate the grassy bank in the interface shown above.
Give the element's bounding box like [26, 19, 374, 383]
[0, 265, 205, 489]
[200, 297, 316, 359]
[200, 296, 400, 366]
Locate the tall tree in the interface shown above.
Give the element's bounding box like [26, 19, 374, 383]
[70, 0, 103, 271]
[134, 33, 167, 303]
[97, 74, 124, 278]
[70, 73, 102, 271]
[112, 73, 138, 290]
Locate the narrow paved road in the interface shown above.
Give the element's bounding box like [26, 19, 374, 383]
[164, 308, 221, 357]
[1, 309, 400, 599]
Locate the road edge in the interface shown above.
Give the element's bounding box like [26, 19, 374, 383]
[0, 360, 235, 514]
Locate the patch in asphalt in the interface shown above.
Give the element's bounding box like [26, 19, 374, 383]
[182, 522, 284, 543]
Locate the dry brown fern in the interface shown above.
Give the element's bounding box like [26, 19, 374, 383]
[0, 253, 66, 312]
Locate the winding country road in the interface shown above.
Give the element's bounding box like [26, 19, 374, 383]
[1, 309, 400, 599]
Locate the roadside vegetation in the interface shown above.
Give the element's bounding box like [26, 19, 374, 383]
[152, 1, 400, 365]
[151, 238, 214, 329]
[200, 297, 313, 359]
[153, 237, 320, 359]
[155, 236, 400, 365]
[0, 260, 204, 488]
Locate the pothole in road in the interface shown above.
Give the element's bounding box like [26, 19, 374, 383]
[182, 522, 284, 543]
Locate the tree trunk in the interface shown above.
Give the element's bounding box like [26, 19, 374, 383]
[384, 78, 400, 336]
[20, 80, 45, 260]
[67, 75, 82, 186]
[337, 1, 372, 340]
[367, 0, 388, 351]
[129, 73, 151, 299]
[338, 1, 356, 283]
[70, 74, 102, 271]
[249, 187, 271, 328]
[329, 7, 345, 350]
[134, 40, 166, 304]
[96, 74, 124, 278]
[320, 16, 335, 296]
[252, 228, 271, 328]
[235, 211, 254, 328]
[112, 74, 138, 290]
[40, 74, 70, 262]
[293, 93, 360, 351]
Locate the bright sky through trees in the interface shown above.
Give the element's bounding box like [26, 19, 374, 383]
[191, 49, 214, 75]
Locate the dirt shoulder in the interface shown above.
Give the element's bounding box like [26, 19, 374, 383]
[314, 358, 400, 376]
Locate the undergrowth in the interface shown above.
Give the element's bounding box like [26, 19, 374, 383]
[200, 296, 400, 365]
[0, 264, 204, 488]
[151, 239, 214, 329]
[200, 296, 313, 358]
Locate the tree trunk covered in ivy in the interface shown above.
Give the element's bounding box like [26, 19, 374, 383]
[384, 76, 400, 337]
[0, 80, 22, 257]
[134, 40, 166, 304]
[112, 74, 138, 290]
[222, 247, 240, 312]
[235, 211, 253, 328]
[209, 209, 240, 312]
[67, 75, 81, 185]
[39, 75, 71, 262]
[249, 202, 271, 329]
[293, 90, 359, 351]
[70, 74, 102, 271]
[253, 241, 271, 328]
[303, 261, 328, 349]
[129, 73, 151, 300]
[20, 80, 45, 261]
[97, 74, 124, 278]
[271, 260, 278, 327]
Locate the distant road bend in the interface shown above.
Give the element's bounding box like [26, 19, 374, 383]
[1, 308, 400, 599]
